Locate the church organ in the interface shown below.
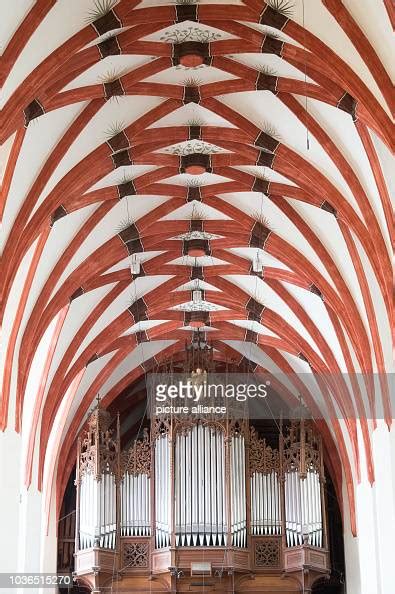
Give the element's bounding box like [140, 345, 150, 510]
[73, 330, 330, 592]
[74, 402, 330, 592]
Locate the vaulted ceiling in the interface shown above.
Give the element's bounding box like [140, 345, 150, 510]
[1, 0, 393, 533]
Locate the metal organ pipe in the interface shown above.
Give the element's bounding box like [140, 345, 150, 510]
[120, 472, 151, 537]
[154, 433, 171, 548]
[78, 472, 117, 550]
[281, 419, 326, 548]
[284, 470, 323, 547]
[174, 424, 227, 547]
[295, 472, 301, 544]
[210, 429, 216, 544]
[192, 425, 198, 545]
[185, 429, 191, 545]
[98, 473, 116, 548]
[230, 434, 246, 547]
[76, 408, 327, 555]
[76, 402, 120, 551]
[218, 429, 226, 545]
[250, 470, 281, 536]
[79, 474, 93, 549]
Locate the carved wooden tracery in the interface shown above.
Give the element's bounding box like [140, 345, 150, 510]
[151, 417, 171, 440]
[77, 403, 118, 481]
[254, 538, 281, 568]
[121, 428, 151, 477]
[282, 419, 323, 478]
[249, 426, 280, 476]
[122, 541, 149, 568]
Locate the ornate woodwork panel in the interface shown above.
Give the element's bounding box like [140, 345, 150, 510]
[121, 428, 151, 477]
[249, 427, 280, 475]
[121, 538, 150, 570]
[252, 537, 282, 570]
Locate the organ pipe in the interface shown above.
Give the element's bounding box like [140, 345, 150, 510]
[153, 426, 171, 549]
[120, 429, 151, 538]
[173, 422, 227, 547]
[249, 427, 282, 537]
[284, 468, 323, 546]
[281, 419, 325, 548]
[75, 401, 119, 550]
[231, 433, 247, 547]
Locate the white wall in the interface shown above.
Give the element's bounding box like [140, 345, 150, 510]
[0, 428, 58, 594]
[343, 421, 395, 593]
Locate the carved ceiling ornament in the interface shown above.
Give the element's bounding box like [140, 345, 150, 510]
[164, 140, 222, 155]
[160, 26, 222, 45]
[249, 426, 280, 476]
[172, 230, 223, 241]
[172, 299, 222, 312]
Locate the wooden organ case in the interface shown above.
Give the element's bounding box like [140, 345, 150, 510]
[73, 400, 331, 593]
[73, 334, 330, 592]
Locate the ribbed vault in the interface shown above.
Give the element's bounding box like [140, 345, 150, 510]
[0, 0, 393, 538]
